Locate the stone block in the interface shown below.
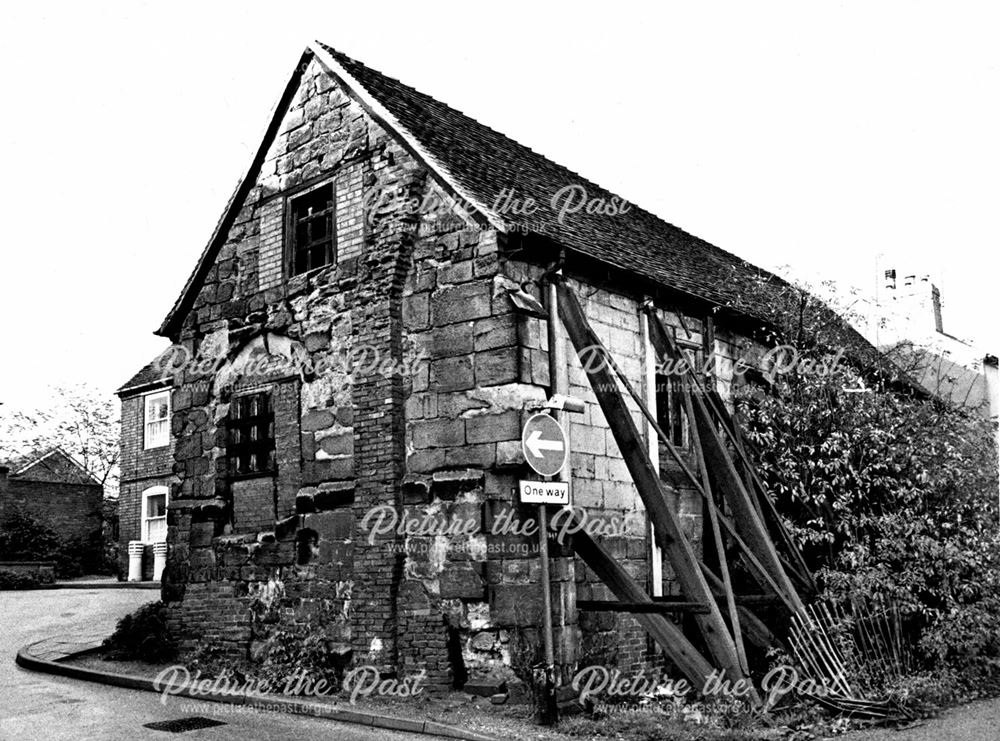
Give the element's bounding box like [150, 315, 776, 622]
[495, 440, 523, 468]
[302, 511, 354, 541]
[445, 444, 495, 469]
[315, 481, 355, 510]
[490, 584, 542, 624]
[407, 448, 446, 473]
[430, 356, 474, 392]
[474, 349, 519, 387]
[412, 418, 465, 449]
[319, 432, 353, 457]
[473, 315, 517, 352]
[431, 322, 474, 358]
[439, 562, 485, 600]
[464, 411, 521, 444]
[302, 409, 335, 432]
[431, 282, 492, 325]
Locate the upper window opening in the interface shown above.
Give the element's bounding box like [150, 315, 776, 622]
[289, 183, 335, 277]
[144, 390, 171, 449]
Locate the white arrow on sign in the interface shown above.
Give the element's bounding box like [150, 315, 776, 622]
[524, 429, 565, 458]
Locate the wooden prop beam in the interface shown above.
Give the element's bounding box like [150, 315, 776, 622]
[700, 563, 783, 651]
[577, 600, 710, 614]
[569, 521, 718, 689]
[566, 295, 797, 611]
[646, 311, 807, 615]
[684, 382, 749, 674]
[557, 283, 750, 687]
[702, 384, 815, 593]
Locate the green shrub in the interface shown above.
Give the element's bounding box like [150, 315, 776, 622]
[102, 601, 177, 663]
[0, 508, 106, 578]
[0, 569, 43, 590]
[731, 280, 1000, 689]
[0, 509, 61, 562]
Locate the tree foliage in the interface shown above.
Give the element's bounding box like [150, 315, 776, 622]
[729, 273, 1000, 680]
[0, 383, 120, 497]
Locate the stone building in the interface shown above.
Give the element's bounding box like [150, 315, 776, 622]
[0, 448, 103, 569]
[142, 42, 873, 694]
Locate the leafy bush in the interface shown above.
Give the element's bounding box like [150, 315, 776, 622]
[0, 508, 106, 578]
[102, 601, 177, 663]
[0, 569, 44, 590]
[0, 509, 62, 561]
[254, 620, 351, 692]
[730, 273, 1000, 689]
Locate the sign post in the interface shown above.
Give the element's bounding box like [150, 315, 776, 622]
[521, 409, 569, 724]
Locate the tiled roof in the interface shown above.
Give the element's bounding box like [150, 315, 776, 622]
[117, 348, 173, 395]
[1, 447, 99, 485]
[318, 43, 772, 312]
[157, 42, 881, 370]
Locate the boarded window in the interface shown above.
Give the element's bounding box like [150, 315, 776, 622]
[227, 391, 275, 476]
[288, 183, 335, 276]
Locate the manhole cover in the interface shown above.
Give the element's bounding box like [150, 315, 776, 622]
[143, 717, 227, 733]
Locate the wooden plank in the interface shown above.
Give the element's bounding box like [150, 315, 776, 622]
[569, 521, 718, 689]
[557, 282, 751, 689]
[647, 309, 807, 615]
[684, 381, 748, 674]
[700, 563, 783, 651]
[690, 387, 807, 615]
[701, 384, 815, 593]
[577, 600, 710, 614]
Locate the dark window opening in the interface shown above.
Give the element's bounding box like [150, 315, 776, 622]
[655, 373, 686, 448]
[654, 346, 703, 453]
[227, 391, 275, 477]
[288, 183, 335, 277]
[296, 529, 318, 565]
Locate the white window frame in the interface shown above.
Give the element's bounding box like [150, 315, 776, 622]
[144, 390, 171, 449]
[142, 485, 168, 543]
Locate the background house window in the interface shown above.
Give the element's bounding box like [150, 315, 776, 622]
[142, 485, 168, 542]
[227, 391, 275, 476]
[144, 391, 171, 449]
[288, 182, 335, 276]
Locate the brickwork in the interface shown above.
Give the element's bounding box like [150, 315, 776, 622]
[117, 387, 175, 576]
[1, 477, 102, 559]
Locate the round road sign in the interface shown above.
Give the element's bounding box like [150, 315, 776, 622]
[521, 413, 568, 477]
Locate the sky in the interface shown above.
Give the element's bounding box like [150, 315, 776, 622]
[1, 1, 997, 413]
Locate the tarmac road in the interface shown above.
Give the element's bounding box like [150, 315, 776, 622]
[0, 586, 429, 741]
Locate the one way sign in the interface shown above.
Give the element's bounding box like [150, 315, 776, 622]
[521, 413, 567, 477]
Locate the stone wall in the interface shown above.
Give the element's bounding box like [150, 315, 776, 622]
[157, 50, 757, 696]
[158, 56, 493, 690]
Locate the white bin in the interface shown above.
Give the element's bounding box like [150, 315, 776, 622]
[152, 542, 168, 582]
[127, 541, 144, 582]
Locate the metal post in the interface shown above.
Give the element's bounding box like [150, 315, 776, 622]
[535, 272, 568, 724]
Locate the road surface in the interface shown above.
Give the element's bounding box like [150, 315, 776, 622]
[0, 587, 430, 740]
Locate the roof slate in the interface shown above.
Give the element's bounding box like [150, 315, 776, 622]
[157, 42, 880, 369]
[317, 43, 772, 312]
[117, 349, 173, 395]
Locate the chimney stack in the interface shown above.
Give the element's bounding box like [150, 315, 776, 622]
[884, 269, 897, 291]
